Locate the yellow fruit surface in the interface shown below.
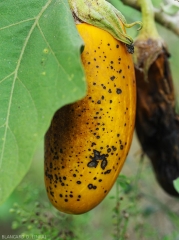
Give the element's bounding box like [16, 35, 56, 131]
[44, 23, 136, 214]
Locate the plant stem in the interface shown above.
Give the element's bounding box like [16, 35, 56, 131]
[115, 181, 121, 239]
[121, 0, 179, 37]
[138, 0, 160, 39]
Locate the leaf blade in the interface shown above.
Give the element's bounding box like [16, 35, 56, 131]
[0, 0, 86, 204]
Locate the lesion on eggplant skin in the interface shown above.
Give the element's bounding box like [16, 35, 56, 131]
[87, 149, 108, 170]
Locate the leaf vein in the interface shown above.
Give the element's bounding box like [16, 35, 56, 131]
[0, 18, 35, 31]
[0, 72, 15, 84]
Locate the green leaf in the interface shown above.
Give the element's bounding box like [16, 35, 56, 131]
[173, 178, 179, 193]
[0, 0, 86, 205]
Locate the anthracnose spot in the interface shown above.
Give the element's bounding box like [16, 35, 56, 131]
[112, 146, 117, 151]
[116, 88, 122, 94]
[110, 76, 115, 81]
[50, 191, 54, 197]
[87, 161, 98, 168]
[87, 150, 108, 169]
[101, 159, 108, 170]
[88, 184, 93, 189]
[104, 169, 111, 174]
[107, 148, 111, 153]
[91, 142, 96, 147]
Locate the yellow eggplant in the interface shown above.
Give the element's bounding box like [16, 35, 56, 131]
[44, 23, 136, 214]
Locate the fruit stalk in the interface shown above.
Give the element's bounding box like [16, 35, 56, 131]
[137, 0, 159, 40]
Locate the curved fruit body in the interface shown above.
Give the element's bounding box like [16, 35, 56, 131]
[44, 23, 136, 214]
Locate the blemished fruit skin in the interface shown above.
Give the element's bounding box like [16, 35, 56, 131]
[44, 23, 136, 214]
[134, 39, 179, 197]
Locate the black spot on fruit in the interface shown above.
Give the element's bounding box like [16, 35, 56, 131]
[101, 159, 108, 170]
[91, 142, 96, 147]
[116, 88, 122, 94]
[50, 191, 54, 197]
[112, 146, 117, 151]
[87, 150, 108, 169]
[107, 148, 111, 153]
[88, 184, 93, 189]
[110, 76, 115, 81]
[87, 161, 98, 168]
[104, 169, 111, 174]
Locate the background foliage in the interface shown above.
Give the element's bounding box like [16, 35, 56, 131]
[0, 0, 179, 239]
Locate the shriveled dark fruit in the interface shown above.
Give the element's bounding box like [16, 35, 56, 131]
[134, 38, 179, 197]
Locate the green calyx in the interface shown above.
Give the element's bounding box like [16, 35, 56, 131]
[68, 0, 142, 46]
